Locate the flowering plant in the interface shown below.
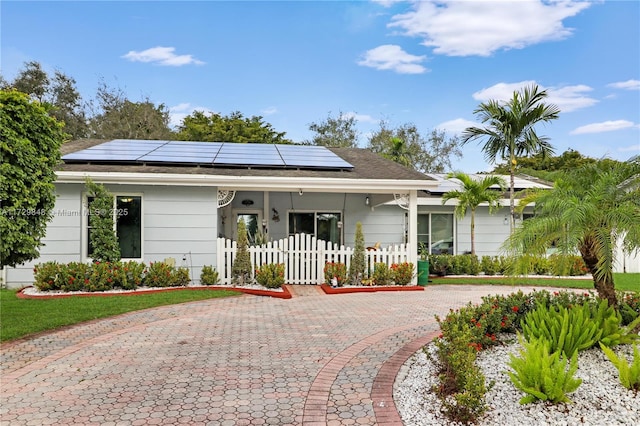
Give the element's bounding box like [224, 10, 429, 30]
[255, 263, 285, 289]
[324, 262, 347, 286]
[391, 262, 414, 286]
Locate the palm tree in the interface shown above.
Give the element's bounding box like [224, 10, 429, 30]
[461, 84, 560, 232]
[506, 158, 640, 307]
[384, 137, 413, 168]
[442, 173, 506, 255]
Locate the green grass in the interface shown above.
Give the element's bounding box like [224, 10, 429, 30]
[429, 273, 640, 292]
[0, 288, 240, 343]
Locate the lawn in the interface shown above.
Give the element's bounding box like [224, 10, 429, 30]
[428, 272, 640, 292]
[0, 288, 240, 343]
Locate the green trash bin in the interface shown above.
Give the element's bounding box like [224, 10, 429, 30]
[417, 259, 429, 286]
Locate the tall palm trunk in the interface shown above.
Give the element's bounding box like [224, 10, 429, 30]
[509, 153, 516, 234]
[470, 209, 476, 255]
[579, 235, 617, 307]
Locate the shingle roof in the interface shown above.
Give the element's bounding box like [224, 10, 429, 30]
[58, 139, 434, 182]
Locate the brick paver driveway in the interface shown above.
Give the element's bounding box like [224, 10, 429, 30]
[1, 285, 545, 425]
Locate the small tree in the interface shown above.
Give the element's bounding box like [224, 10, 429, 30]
[84, 178, 120, 262]
[232, 219, 252, 285]
[0, 89, 66, 268]
[349, 222, 366, 285]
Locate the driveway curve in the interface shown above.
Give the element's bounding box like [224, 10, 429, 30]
[2, 285, 547, 425]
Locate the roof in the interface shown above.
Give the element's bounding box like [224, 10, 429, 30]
[424, 173, 552, 194]
[56, 139, 436, 193]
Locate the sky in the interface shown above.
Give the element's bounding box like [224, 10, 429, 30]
[1, 0, 639, 173]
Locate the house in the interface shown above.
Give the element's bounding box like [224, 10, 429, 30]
[2, 139, 436, 287]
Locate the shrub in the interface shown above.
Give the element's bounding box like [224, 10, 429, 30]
[62, 262, 90, 292]
[432, 322, 490, 423]
[430, 254, 453, 276]
[324, 262, 347, 286]
[372, 262, 392, 286]
[111, 260, 145, 290]
[508, 335, 582, 404]
[200, 265, 220, 286]
[232, 219, 252, 286]
[619, 291, 640, 326]
[391, 262, 414, 285]
[592, 298, 640, 347]
[349, 222, 366, 285]
[548, 254, 588, 276]
[255, 263, 285, 289]
[599, 343, 640, 391]
[171, 267, 191, 287]
[86, 261, 116, 292]
[85, 178, 121, 263]
[144, 262, 175, 288]
[480, 256, 499, 275]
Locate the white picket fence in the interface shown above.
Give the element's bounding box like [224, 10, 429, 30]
[216, 233, 411, 285]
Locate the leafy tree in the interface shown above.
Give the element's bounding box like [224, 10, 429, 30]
[368, 121, 462, 172]
[84, 178, 121, 262]
[232, 219, 252, 285]
[506, 158, 640, 306]
[462, 84, 560, 232]
[307, 111, 359, 148]
[7, 61, 88, 139]
[442, 173, 506, 255]
[177, 110, 291, 143]
[349, 221, 366, 284]
[0, 89, 66, 267]
[87, 82, 173, 140]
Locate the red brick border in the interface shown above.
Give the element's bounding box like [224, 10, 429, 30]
[371, 331, 440, 425]
[319, 283, 424, 294]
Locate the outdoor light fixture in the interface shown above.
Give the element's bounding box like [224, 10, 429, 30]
[272, 208, 280, 222]
[504, 216, 509, 225]
[241, 199, 254, 206]
[299, 189, 303, 196]
[262, 218, 267, 233]
[365, 196, 370, 206]
[337, 221, 343, 229]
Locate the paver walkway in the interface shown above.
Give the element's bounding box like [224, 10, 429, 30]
[1, 285, 546, 425]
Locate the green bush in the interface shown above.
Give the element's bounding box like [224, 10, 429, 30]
[548, 254, 588, 276]
[143, 262, 175, 288]
[390, 262, 414, 285]
[372, 262, 393, 286]
[200, 265, 220, 286]
[480, 256, 499, 275]
[232, 219, 252, 285]
[600, 343, 640, 391]
[33, 261, 63, 291]
[62, 262, 90, 292]
[255, 263, 285, 289]
[324, 262, 347, 286]
[111, 260, 145, 290]
[429, 254, 453, 276]
[171, 267, 191, 287]
[592, 299, 640, 347]
[349, 222, 366, 285]
[508, 335, 582, 404]
[619, 291, 640, 326]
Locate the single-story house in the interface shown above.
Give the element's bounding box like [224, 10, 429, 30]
[3, 139, 636, 288]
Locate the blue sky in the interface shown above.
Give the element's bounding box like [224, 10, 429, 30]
[2, 0, 639, 173]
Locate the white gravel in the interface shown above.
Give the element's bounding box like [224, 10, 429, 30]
[21, 282, 284, 296]
[395, 338, 639, 425]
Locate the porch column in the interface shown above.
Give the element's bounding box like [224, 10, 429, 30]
[263, 191, 270, 235]
[408, 190, 418, 269]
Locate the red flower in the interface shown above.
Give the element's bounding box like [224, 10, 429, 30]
[501, 321, 506, 328]
[512, 306, 519, 312]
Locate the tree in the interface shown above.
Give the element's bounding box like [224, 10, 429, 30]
[307, 111, 359, 148]
[349, 222, 366, 284]
[506, 158, 640, 307]
[442, 173, 506, 255]
[461, 84, 560, 232]
[8, 61, 88, 139]
[87, 82, 173, 140]
[177, 110, 291, 143]
[232, 219, 252, 286]
[0, 89, 66, 267]
[85, 178, 120, 262]
[368, 121, 462, 172]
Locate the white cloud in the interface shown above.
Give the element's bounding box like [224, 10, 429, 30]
[607, 79, 640, 91]
[436, 118, 477, 134]
[372, 0, 405, 7]
[168, 103, 216, 128]
[472, 81, 598, 112]
[570, 120, 637, 135]
[122, 46, 204, 66]
[388, 0, 591, 57]
[357, 44, 428, 74]
[261, 106, 278, 115]
[343, 111, 377, 123]
[618, 143, 640, 153]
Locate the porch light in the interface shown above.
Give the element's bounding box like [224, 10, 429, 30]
[299, 189, 303, 196]
[504, 215, 509, 225]
[242, 199, 254, 206]
[337, 221, 343, 229]
[365, 196, 370, 206]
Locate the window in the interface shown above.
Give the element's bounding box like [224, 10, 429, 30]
[289, 212, 341, 244]
[418, 213, 454, 254]
[236, 212, 261, 244]
[86, 195, 142, 259]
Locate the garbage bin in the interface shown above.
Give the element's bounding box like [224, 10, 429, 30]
[417, 259, 429, 286]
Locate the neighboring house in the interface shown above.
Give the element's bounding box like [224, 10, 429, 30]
[2, 139, 436, 287]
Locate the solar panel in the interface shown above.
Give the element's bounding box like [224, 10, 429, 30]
[62, 140, 353, 170]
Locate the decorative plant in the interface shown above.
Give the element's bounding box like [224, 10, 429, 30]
[200, 265, 220, 286]
[599, 343, 640, 391]
[507, 335, 582, 404]
[349, 221, 366, 285]
[324, 262, 347, 286]
[255, 263, 285, 289]
[143, 262, 175, 288]
[232, 218, 252, 286]
[390, 262, 414, 285]
[372, 262, 392, 286]
[171, 267, 191, 287]
[85, 178, 121, 263]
